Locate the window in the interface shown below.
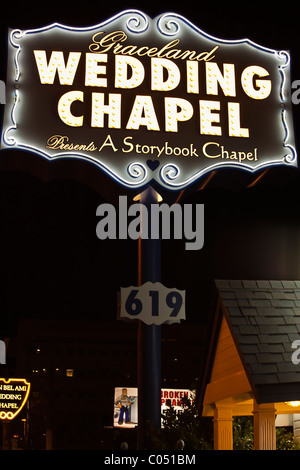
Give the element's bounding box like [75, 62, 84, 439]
[66, 369, 74, 377]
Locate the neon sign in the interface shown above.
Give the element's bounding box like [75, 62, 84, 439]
[0, 10, 297, 190]
[0, 378, 31, 420]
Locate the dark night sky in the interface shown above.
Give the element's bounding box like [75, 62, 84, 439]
[1, 2, 300, 335]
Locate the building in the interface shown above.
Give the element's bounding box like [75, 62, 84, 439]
[13, 318, 207, 449]
[200, 280, 300, 450]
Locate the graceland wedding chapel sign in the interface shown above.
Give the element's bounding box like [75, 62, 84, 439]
[0, 10, 297, 190]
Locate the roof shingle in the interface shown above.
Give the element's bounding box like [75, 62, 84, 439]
[215, 280, 300, 400]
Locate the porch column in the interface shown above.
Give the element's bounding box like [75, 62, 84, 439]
[293, 414, 300, 443]
[213, 404, 233, 450]
[253, 401, 276, 450]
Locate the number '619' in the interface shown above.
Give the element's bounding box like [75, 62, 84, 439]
[125, 289, 183, 318]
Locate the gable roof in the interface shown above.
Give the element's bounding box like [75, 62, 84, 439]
[201, 280, 300, 407]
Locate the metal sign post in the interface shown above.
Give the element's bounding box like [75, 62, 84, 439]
[137, 186, 162, 449]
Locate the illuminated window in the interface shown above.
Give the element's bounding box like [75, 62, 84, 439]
[66, 369, 74, 377]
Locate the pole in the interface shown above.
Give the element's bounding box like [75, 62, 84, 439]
[2, 420, 11, 450]
[137, 186, 162, 449]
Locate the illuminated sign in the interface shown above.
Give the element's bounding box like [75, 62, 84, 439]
[113, 387, 193, 428]
[0, 378, 30, 420]
[114, 387, 138, 428]
[161, 388, 194, 412]
[0, 10, 297, 190]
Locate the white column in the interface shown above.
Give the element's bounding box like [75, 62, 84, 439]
[293, 414, 300, 443]
[253, 401, 276, 450]
[213, 404, 233, 450]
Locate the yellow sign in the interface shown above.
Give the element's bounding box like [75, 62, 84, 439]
[0, 378, 31, 420]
